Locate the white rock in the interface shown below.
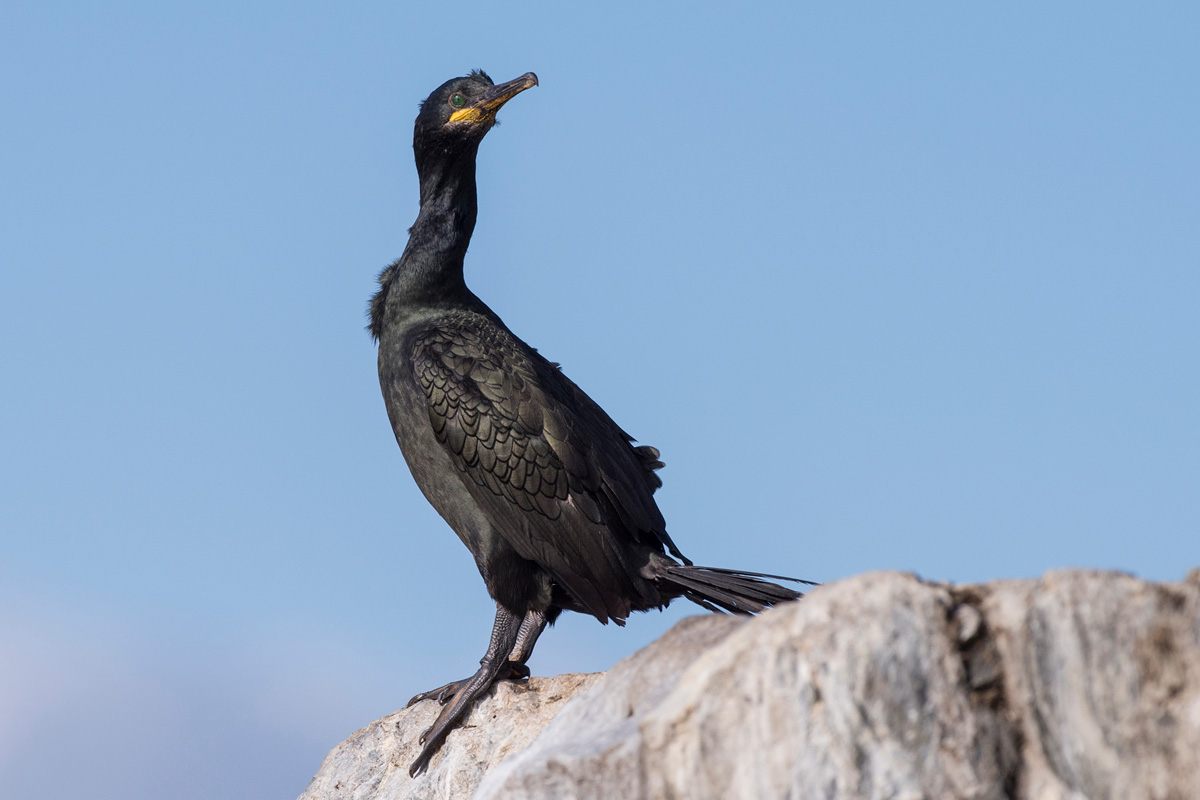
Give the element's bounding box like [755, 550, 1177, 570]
[300, 569, 1200, 800]
[297, 672, 600, 800]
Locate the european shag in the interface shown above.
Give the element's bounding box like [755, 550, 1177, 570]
[369, 70, 813, 776]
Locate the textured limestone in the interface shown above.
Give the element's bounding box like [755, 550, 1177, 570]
[297, 672, 600, 800]
[300, 569, 1200, 800]
[479, 572, 1016, 800]
[984, 571, 1200, 800]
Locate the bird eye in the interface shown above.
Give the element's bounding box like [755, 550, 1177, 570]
[449, 93, 466, 108]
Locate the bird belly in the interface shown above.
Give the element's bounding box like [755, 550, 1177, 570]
[378, 342, 552, 612]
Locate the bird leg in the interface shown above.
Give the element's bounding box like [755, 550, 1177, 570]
[507, 607, 547, 668]
[407, 603, 523, 777]
[405, 608, 548, 708]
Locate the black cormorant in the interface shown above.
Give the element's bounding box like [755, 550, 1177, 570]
[369, 70, 813, 776]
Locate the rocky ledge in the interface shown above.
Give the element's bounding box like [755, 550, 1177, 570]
[299, 569, 1200, 800]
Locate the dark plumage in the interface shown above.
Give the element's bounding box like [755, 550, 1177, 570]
[370, 70, 813, 776]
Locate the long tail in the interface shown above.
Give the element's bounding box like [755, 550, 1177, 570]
[661, 564, 818, 614]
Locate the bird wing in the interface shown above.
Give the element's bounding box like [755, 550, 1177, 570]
[410, 313, 670, 622]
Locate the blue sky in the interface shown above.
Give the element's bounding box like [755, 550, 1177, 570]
[2, 2, 1197, 798]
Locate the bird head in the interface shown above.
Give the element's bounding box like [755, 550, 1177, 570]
[413, 70, 538, 159]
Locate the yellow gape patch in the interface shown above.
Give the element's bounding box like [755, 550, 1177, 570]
[448, 106, 491, 124]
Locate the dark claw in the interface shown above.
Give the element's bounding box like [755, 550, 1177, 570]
[405, 662, 529, 709]
[410, 748, 434, 777]
[406, 679, 468, 708]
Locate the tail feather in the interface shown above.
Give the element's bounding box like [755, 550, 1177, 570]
[664, 570, 769, 613]
[689, 566, 820, 586]
[661, 564, 815, 615]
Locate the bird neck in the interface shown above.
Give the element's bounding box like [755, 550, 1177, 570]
[394, 148, 480, 305]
